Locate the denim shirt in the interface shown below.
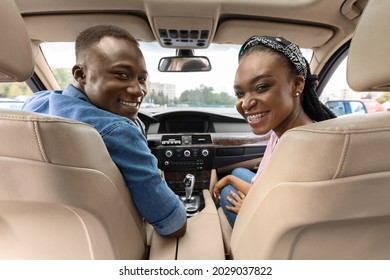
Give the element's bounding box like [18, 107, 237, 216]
[22, 84, 186, 236]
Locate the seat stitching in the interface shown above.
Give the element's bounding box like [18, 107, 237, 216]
[0, 113, 92, 128]
[333, 134, 351, 179]
[32, 121, 49, 162]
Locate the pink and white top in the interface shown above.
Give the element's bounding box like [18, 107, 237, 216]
[251, 132, 278, 184]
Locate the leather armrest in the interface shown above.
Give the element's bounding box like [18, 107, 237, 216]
[149, 189, 225, 260]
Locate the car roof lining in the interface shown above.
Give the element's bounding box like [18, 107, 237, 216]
[13, 0, 369, 84]
[16, 0, 362, 46]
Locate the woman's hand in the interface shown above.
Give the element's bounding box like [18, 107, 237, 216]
[225, 190, 246, 214]
[213, 175, 230, 199]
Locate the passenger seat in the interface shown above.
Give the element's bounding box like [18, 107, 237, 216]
[0, 0, 146, 259]
[225, 0, 390, 259]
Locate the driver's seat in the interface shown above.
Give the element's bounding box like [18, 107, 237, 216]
[0, 0, 146, 259]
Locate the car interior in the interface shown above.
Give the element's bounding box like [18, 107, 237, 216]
[1, 0, 390, 260]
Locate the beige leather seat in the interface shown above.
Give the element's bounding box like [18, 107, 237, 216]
[225, 0, 390, 259]
[0, 110, 147, 259]
[231, 112, 390, 259]
[0, 0, 146, 259]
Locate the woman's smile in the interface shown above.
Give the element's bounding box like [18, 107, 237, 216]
[245, 111, 269, 125]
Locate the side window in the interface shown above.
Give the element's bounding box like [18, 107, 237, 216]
[0, 82, 32, 109]
[320, 56, 389, 116]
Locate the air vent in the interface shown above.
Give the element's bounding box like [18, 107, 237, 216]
[192, 134, 212, 144]
[161, 135, 182, 146]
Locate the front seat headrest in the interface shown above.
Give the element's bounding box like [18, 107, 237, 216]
[0, 0, 34, 82]
[347, 0, 390, 92]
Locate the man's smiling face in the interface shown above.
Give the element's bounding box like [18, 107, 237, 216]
[78, 36, 148, 121]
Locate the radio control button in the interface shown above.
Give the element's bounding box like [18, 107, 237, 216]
[165, 150, 173, 157]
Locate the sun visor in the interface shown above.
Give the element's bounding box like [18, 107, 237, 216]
[213, 19, 333, 48]
[23, 14, 155, 42]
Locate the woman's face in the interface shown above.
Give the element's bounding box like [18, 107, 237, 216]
[234, 51, 304, 137]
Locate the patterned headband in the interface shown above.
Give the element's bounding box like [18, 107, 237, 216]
[238, 35, 308, 78]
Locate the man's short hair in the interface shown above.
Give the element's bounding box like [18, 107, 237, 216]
[75, 24, 139, 61]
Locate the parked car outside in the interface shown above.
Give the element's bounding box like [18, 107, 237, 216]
[0, 98, 24, 110]
[325, 99, 385, 117]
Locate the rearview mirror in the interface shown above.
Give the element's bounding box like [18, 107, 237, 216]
[158, 56, 211, 72]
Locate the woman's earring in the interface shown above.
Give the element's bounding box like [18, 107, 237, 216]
[295, 92, 300, 96]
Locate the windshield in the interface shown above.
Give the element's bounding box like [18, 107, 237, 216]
[40, 42, 313, 117]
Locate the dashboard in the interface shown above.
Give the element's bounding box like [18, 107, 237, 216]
[139, 110, 269, 213]
[140, 110, 268, 173]
[139, 110, 252, 134]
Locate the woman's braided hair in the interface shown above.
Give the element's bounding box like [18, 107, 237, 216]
[239, 36, 336, 122]
[299, 59, 336, 121]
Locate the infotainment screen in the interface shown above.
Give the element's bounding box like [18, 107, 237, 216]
[165, 118, 208, 133]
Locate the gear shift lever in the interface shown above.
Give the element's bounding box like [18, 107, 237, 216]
[181, 173, 200, 216]
[183, 173, 195, 202]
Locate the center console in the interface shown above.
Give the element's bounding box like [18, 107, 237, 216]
[148, 133, 226, 259]
[146, 125, 264, 259]
[151, 134, 215, 216]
